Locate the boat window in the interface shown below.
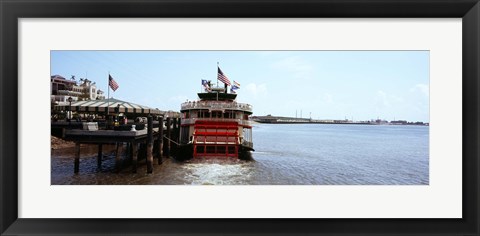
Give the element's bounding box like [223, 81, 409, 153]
[197, 110, 210, 118]
[211, 111, 221, 118]
[224, 111, 233, 119]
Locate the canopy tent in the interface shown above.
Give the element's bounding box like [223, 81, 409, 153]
[54, 98, 162, 115]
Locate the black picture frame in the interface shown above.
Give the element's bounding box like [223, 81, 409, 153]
[1, 0, 479, 235]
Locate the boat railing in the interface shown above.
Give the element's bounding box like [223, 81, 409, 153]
[181, 117, 252, 126]
[181, 101, 252, 112]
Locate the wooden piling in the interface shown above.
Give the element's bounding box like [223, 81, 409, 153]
[173, 117, 178, 138]
[132, 142, 138, 173]
[147, 115, 154, 173]
[74, 142, 80, 173]
[165, 117, 171, 157]
[176, 117, 181, 143]
[63, 126, 161, 174]
[97, 144, 102, 168]
[158, 116, 163, 164]
[174, 117, 179, 152]
[115, 142, 123, 173]
[126, 142, 130, 159]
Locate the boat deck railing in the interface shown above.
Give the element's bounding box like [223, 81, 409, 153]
[181, 101, 252, 112]
[181, 117, 252, 126]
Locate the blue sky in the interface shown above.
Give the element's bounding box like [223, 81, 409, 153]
[51, 51, 429, 122]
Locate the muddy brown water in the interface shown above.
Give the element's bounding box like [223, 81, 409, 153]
[51, 124, 429, 185]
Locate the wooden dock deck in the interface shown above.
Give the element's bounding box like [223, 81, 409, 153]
[65, 128, 158, 143]
[58, 116, 180, 174]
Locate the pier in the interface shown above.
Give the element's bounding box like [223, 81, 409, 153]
[51, 97, 183, 174]
[53, 116, 181, 174]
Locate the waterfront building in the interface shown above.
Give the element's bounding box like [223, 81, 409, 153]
[51, 75, 105, 105]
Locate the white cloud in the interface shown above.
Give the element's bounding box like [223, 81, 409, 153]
[245, 83, 268, 98]
[390, 94, 404, 103]
[376, 90, 390, 107]
[374, 90, 404, 108]
[323, 93, 333, 103]
[410, 84, 429, 97]
[272, 56, 313, 80]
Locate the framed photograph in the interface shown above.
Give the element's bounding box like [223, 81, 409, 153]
[1, 0, 479, 235]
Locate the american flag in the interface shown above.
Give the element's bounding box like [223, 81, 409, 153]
[217, 67, 231, 86]
[109, 74, 119, 91]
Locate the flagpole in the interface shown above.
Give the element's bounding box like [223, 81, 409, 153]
[217, 62, 219, 88]
[107, 72, 110, 116]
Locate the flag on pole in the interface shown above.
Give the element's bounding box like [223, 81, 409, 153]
[233, 80, 240, 87]
[109, 74, 119, 91]
[230, 84, 240, 93]
[201, 79, 211, 92]
[217, 67, 231, 86]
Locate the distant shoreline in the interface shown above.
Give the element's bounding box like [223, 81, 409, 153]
[252, 115, 428, 126]
[253, 121, 428, 126]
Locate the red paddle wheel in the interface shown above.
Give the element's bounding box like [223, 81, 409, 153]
[193, 120, 239, 158]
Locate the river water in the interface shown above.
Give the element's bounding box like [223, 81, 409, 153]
[51, 124, 429, 185]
